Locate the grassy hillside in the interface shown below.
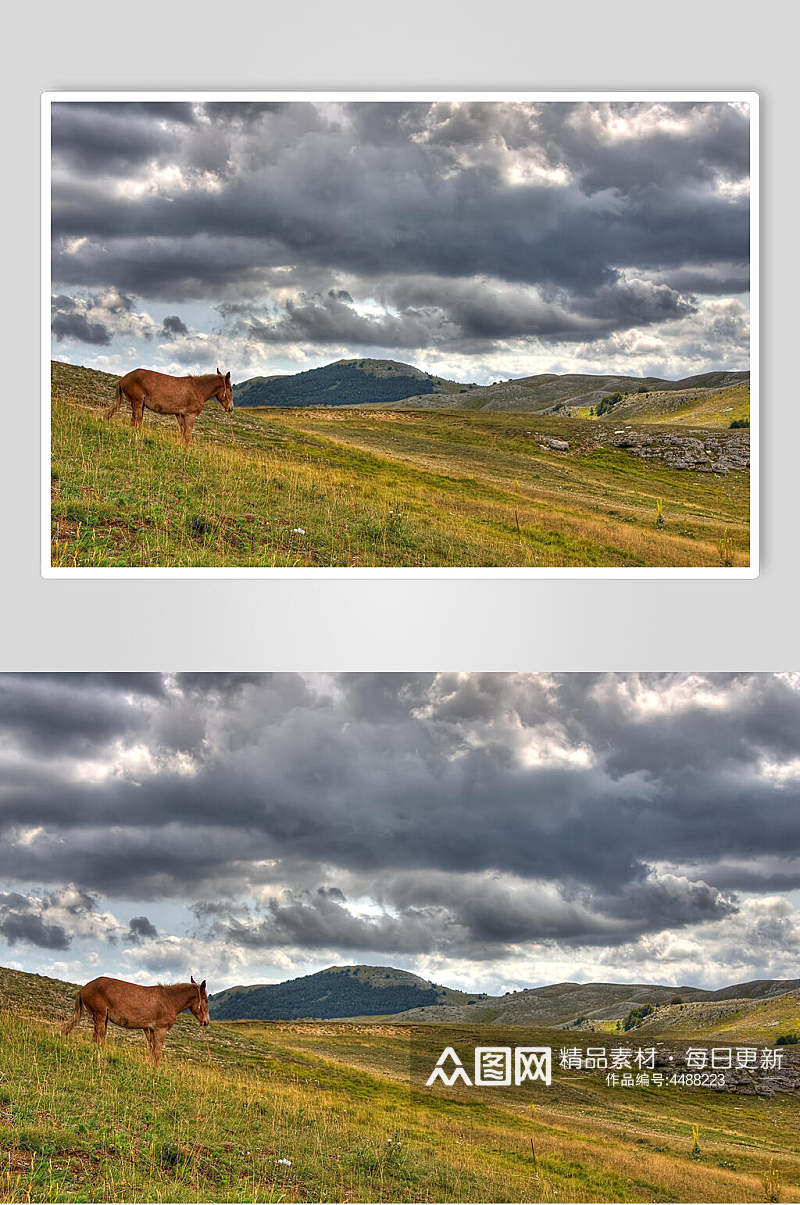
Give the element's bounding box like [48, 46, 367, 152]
[2, 966, 799, 1202]
[234, 358, 467, 408]
[393, 980, 800, 1028]
[208, 967, 800, 1026]
[594, 382, 751, 427]
[210, 966, 479, 1022]
[631, 991, 800, 1044]
[50, 363, 750, 569]
[232, 373, 286, 403]
[369, 370, 749, 414]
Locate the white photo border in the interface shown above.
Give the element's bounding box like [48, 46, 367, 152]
[41, 90, 759, 579]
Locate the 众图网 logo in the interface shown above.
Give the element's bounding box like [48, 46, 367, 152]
[425, 1046, 552, 1087]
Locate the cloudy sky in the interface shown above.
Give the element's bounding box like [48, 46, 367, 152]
[1, 673, 797, 996]
[50, 100, 751, 385]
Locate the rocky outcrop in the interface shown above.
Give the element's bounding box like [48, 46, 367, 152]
[607, 428, 749, 474]
[647, 1043, 800, 1097]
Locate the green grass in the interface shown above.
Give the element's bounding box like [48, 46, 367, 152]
[632, 993, 800, 1044]
[50, 362, 750, 569]
[654, 383, 750, 427]
[2, 1008, 799, 1203]
[614, 383, 751, 427]
[1, 968, 797, 1203]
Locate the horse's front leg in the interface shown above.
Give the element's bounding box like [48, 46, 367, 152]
[182, 414, 196, 448]
[151, 1026, 169, 1069]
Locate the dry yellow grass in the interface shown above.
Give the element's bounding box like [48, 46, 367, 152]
[51, 362, 750, 568]
[2, 968, 798, 1204]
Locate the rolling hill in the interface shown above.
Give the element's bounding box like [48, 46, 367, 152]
[624, 990, 800, 1043]
[229, 372, 285, 402]
[233, 358, 469, 408]
[232, 358, 749, 415]
[584, 380, 751, 426]
[392, 977, 800, 1027]
[209, 964, 482, 1020]
[380, 370, 750, 414]
[57, 356, 749, 420]
[207, 964, 798, 1025]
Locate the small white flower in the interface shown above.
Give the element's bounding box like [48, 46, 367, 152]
[292, 528, 306, 535]
[277, 1158, 292, 1166]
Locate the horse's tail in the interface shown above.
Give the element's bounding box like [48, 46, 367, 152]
[62, 990, 83, 1035]
[105, 382, 123, 419]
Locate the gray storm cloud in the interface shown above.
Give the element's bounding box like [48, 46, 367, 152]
[0, 674, 797, 982]
[49, 100, 750, 376]
[0, 892, 71, 950]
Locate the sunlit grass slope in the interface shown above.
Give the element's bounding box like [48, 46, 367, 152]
[623, 383, 751, 427]
[636, 992, 800, 1044]
[2, 1002, 799, 1203]
[51, 362, 749, 568]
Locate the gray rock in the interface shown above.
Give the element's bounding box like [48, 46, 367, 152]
[603, 425, 749, 475]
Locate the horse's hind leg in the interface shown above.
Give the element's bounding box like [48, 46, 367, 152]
[131, 393, 146, 429]
[92, 1010, 108, 1045]
[143, 1027, 155, 1059]
[176, 414, 186, 444]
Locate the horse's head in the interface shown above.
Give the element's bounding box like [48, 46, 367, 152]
[215, 367, 234, 413]
[190, 975, 210, 1026]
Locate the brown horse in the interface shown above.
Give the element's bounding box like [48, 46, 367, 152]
[63, 974, 210, 1068]
[105, 367, 234, 447]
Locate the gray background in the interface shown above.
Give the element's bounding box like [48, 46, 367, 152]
[2, 0, 794, 670]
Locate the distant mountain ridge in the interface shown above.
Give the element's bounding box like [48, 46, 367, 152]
[209, 964, 797, 1025]
[375, 370, 750, 414]
[209, 964, 481, 1021]
[233, 358, 468, 408]
[233, 359, 748, 413]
